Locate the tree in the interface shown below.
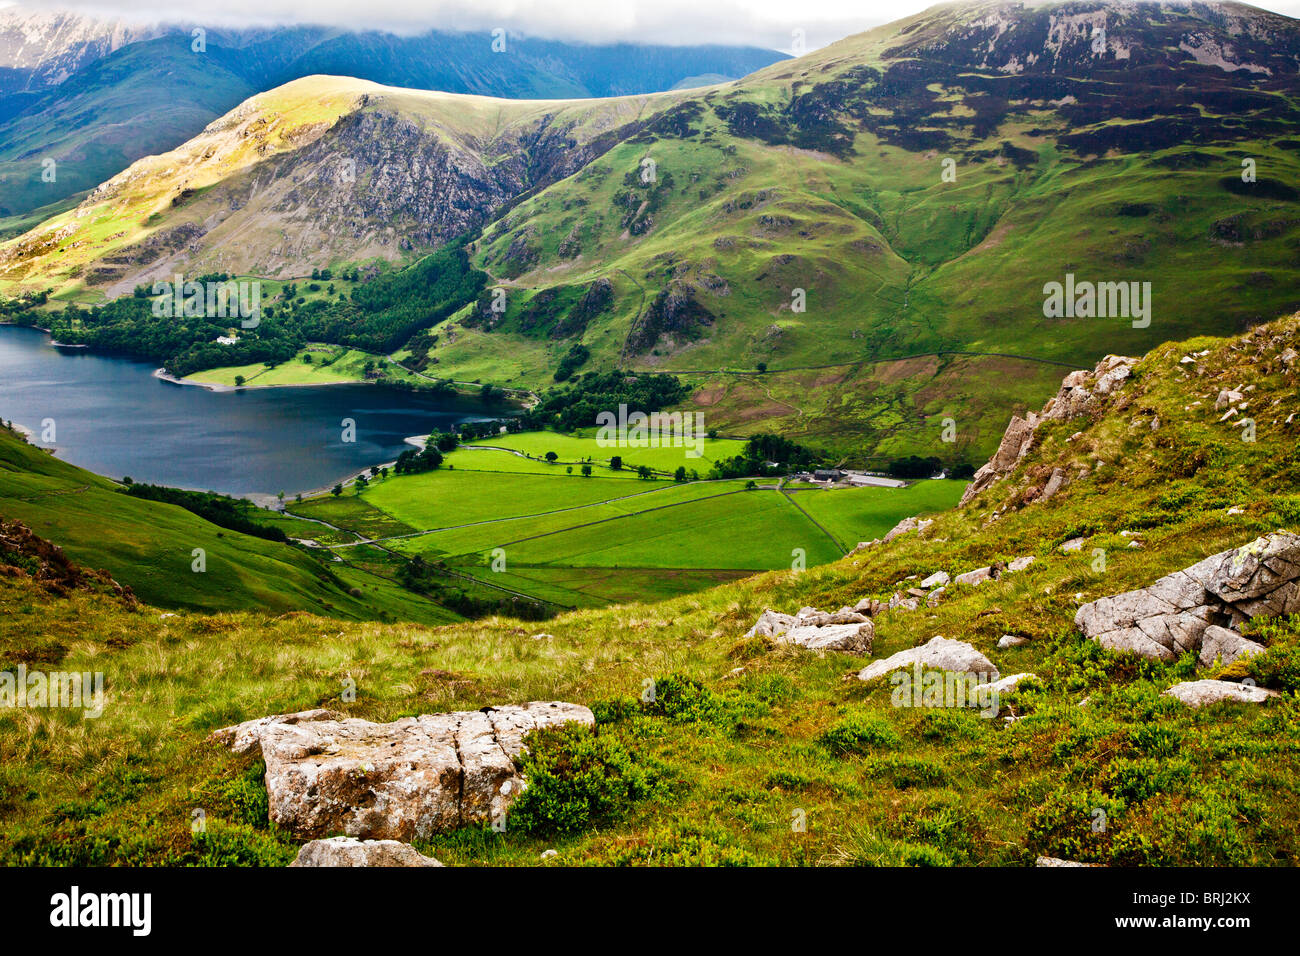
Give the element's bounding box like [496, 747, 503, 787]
[610, 455, 623, 471]
[581, 464, 593, 477]
[545, 451, 559, 463]
[745, 479, 758, 490]
[673, 466, 687, 482]
[234, 375, 246, 387]
[566, 466, 573, 475]
[331, 483, 343, 496]
[637, 465, 653, 479]
[757, 361, 767, 373]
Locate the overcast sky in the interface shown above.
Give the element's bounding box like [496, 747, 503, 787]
[6, 0, 1300, 51]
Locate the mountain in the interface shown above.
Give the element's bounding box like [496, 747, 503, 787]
[4, 0, 1300, 466]
[3, 308, 1297, 865]
[0, 5, 788, 220]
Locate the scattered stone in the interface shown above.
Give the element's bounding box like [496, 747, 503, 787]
[744, 606, 872, 653]
[955, 566, 995, 586]
[1163, 680, 1279, 707]
[926, 587, 945, 608]
[1197, 625, 1266, 668]
[920, 571, 951, 589]
[211, 702, 594, 841]
[997, 635, 1029, 649]
[1040, 467, 1069, 501]
[986, 673, 1038, 695]
[530, 632, 554, 641]
[882, 516, 933, 543]
[290, 837, 443, 868]
[1215, 388, 1245, 411]
[858, 636, 999, 682]
[1007, 556, 1036, 572]
[541, 849, 558, 860]
[1059, 538, 1086, 553]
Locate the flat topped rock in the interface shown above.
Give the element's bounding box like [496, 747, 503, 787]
[858, 636, 999, 683]
[290, 837, 443, 868]
[1163, 680, 1279, 708]
[210, 702, 593, 841]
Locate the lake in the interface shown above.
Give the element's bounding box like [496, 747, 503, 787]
[0, 325, 502, 497]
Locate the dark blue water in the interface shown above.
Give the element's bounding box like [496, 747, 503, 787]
[0, 325, 499, 496]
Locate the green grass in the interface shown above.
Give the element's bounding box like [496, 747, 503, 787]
[787, 479, 967, 551]
[0, 428, 456, 624]
[3, 316, 1300, 866]
[185, 345, 417, 387]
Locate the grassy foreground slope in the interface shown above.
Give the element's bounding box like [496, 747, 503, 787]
[0, 427, 459, 624]
[3, 313, 1298, 866]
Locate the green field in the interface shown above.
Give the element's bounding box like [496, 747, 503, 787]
[786, 480, 968, 552]
[186, 344, 423, 388]
[287, 433, 962, 607]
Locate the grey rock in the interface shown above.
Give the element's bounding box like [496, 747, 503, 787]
[955, 566, 995, 586]
[1077, 532, 1300, 661]
[290, 837, 443, 868]
[1163, 679, 1280, 707]
[920, 571, 951, 589]
[211, 702, 593, 841]
[1197, 625, 1266, 668]
[858, 636, 999, 682]
[997, 635, 1029, 649]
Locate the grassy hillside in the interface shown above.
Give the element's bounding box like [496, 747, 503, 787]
[0, 426, 459, 624]
[2, 312, 1298, 866]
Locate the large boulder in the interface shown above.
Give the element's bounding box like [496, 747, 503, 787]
[290, 837, 443, 867]
[858, 636, 999, 683]
[210, 702, 594, 841]
[745, 606, 872, 653]
[1163, 680, 1280, 708]
[1075, 532, 1300, 662]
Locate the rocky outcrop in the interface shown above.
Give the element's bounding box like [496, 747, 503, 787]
[290, 837, 443, 867]
[1163, 680, 1280, 707]
[745, 606, 873, 653]
[858, 636, 1000, 682]
[961, 354, 1137, 505]
[210, 702, 594, 841]
[1075, 531, 1299, 662]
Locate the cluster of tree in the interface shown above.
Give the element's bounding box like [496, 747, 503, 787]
[0, 290, 48, 317]
[120, 482, 289, 543]
[552, 343, 590, 382]
[743, 433, 818, 469]
[397, 555, 553, 621]
[708, 432, 821, 479]
[393, 443, 444, 475]
[41, 239, 487, 378]
[522, 369, 690, 431]
[886, 456, 944, 479]
[456, 418, 524, 441]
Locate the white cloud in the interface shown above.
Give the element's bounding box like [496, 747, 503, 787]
[8, 0, 1300, 51]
